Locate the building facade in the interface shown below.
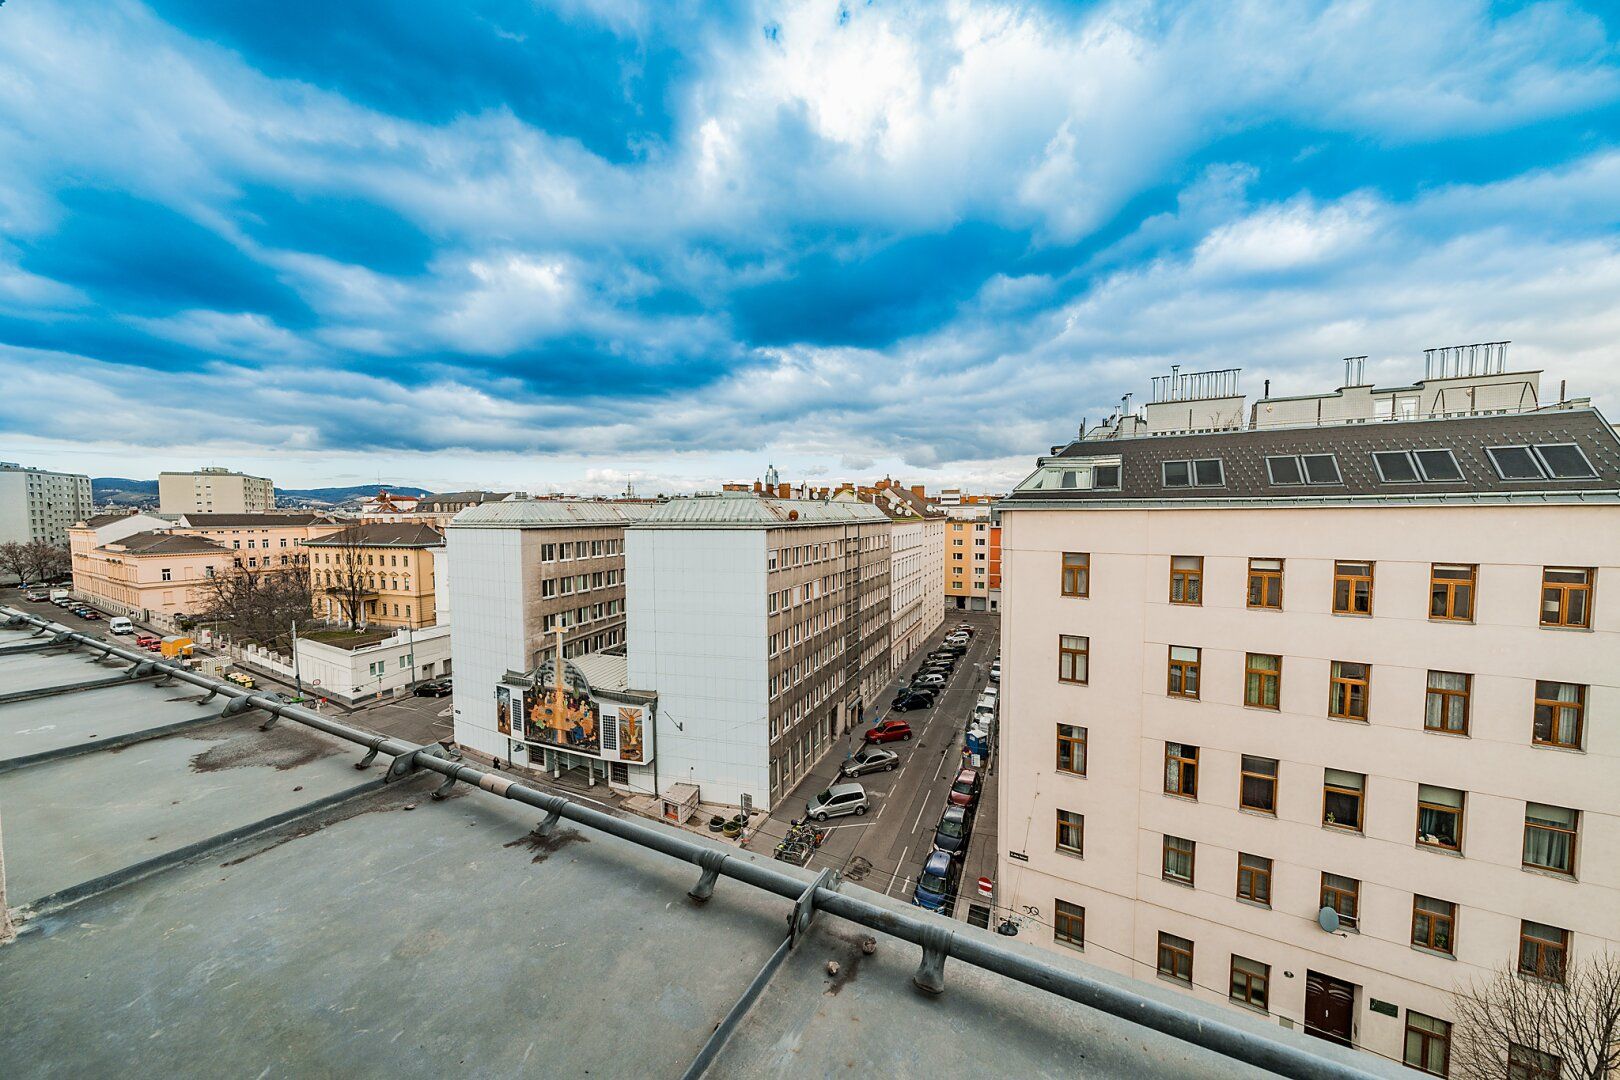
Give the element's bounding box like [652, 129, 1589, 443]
[995, 357, 1618, 1073]
[305, 523, 445, 629]
[0, 462, 93, 564]
[945, 509, 1001, 611]
[69, 528, 231, 618]
[625, 494, 892, 810]
[837, 481, 946, 670]
[171, 513, 343, 571]
[158, 468, 275, 515]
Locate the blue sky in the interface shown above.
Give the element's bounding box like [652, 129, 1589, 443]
[2, 0, 1618, 493]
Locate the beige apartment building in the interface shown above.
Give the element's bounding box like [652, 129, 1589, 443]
[171, 512, 343, 570]
[158, 468, 276, 514]
[305, 523, 445, 629]
[995, 353, 1618, 1075]
[836, 480, 946, 669]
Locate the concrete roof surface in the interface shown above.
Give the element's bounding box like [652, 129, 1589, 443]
[447, 498, 658, 528]
[634, 493, 892, 527]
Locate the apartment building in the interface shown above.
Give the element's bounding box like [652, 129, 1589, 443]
[171, 512, 343, 570]
[0, 463, 93, 575]
[305, 523, 445, 629]
[625, 494, 892, 810]
[837, 480, 946, 669]
[996, 353, 1617, 1074]
[945, 509, 1001, 611]
[157, 467, 275, 514]
[70, 526, 231, 618]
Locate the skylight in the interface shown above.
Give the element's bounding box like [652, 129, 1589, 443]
[1535, 443, 1597, 479]
[1412, 449, 1463, 481]
[1486, 446, 1541, 479]
[1374, 449, 1464, 483]
[1486, 444, 1597, 481]
[1163, 459, 1223, 488]
[1266, 454, 1340, 485]
[1014, 460, 1123, 493]
[1372, 451, 1418, 482]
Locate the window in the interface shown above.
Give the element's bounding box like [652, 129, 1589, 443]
[1162, 459, 1224, 488]
[1302, 454, 1342, 484]
[1162, 835, 1195, 885]
[1404, 1011, 1451, 1076]
[1244, 654, 1280, 709]
[1488, 443, 1598, 481]
[1541, 568, 1592, 628]
[1164, 742, 1198, 799]
[1417, 785, 1464, 851]
[1093, 464, 1121, 489]
[1520, 921, 1569, 982]
[1329, 661, 1370, 720]
[1054, 900, 1085, 949]
[1265, 454, 1341, 485]
[1058, 635, 1089, 684]
[1236, 853, 1271, 906]
[1487, 445, 1544, 480]
[1240, 755, 1278, 814]
[1533, 681, 1585, 749]
[1507, 1044, 1562, 1080]
[160, 567, 172, 581]
[1167, 646, 1200, 699]
[1229, 956, 1269, 1011]
[1056, 724, 1087, 776]
[1323, 769, 1364, 831]
[1372, 450, 1420, 483]
[1320, 872, 1360, 930]
[1424, 671, 1471, 734]
[1061, 552, 1089, 597]
[1332, 560, 1373, 614]
[1056, 809, 1084, 855]
[1413, 449, 1463, 481]
[1247, 558, 1282, 609]
[1157, 932, 1193, 984]
[1430, 564, 1476, 621]
[1169, 555, 1202, 604]
[1523, 804, 1577, 876]
[1412, 896, 1455, 955]
[1265, 455, 1303, 485]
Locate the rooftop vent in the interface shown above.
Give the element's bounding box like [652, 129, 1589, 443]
[1424, 341, 1509, 380]
[1150, 365, 1241, 403]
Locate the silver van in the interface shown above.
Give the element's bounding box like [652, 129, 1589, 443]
[807, 782, 869, 821]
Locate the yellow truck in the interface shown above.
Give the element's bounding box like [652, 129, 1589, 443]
[160, 636, 195, 659]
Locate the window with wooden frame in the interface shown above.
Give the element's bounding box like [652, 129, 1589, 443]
[1424, 671, 1471, 735]
[1054, 900, 1085, 949]
[1541, 567, 1593, 628]
[1412, 896, 1455, 955]
[1332, 560, 1374, 615]
[1328, 661, 1370, 721]
[1523, 804, 1578, 876]
[1322, 769, 1364, 831]
[1056, 809, 1084, 856]
[1162, 835, 1195, 885]
[1240, 755, 1278, 814]
[1164, 742, 1199, 799]
[1519, 921, 1569, 983]
[1058, 635, 1089, 684]
[1247, 558, 1283, 609]
[1320, 872, 1360, 930]
[1430, 563, 1476, 621]
[1056, 723, 1087, 776]
[1507, 1044, 1562, 1080]
[1533, 681, 1585, 749]
[1244, 653, 1280, 709]
[1167, 646, 1201, 699]
[1061, 552, 1090, 597]
[1229, 955, 1269, 1011]
[1169, 556, 1203, 605]
[1417, 785, 1465, 852]
[1236, 853, 1271, 906]
[1157, 932, 1193, 984]
[1404, 1011, 1451, 1077]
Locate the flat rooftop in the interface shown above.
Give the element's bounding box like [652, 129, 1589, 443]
[0, 615, 1392, 1078]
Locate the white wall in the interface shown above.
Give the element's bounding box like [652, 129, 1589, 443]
[447, 528, 527, 761]
[294, 624, 451, 703]
[626, 528, 770, 809]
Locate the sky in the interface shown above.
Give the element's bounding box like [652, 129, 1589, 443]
[2, 1, 1618, 495]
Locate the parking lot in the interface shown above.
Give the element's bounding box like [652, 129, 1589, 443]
[744, 609, 1000, 919]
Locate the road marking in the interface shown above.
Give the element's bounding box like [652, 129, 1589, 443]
[911, 797, 930, 834]
[887, 845, 911, 897]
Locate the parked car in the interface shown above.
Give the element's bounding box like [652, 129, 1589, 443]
[24, 591, 48, 602]
[947, 767, 983, 808]
[936, 644, 966, 658]
[414, 679, 453, 697]
[144, 639, 163, 652]
[913, 672, 946, 689]
[933, 805, 973, 858]
[913, 850, 959, 911]
[890, 689, 934, 712]
[134, 634, 159, 647]
[944, 633, 968, 645]
[989, 658, 1000, 682]
[79, 611, 101, 621]
[806, 782, 869, 821]
[864, 718, 913, 744]
[841, 747, 899, 777]
[922, 660, 954, 676]
[954, 624, 975, 636]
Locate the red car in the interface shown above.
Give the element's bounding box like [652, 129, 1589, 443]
[145, 640, 163, 652]
[134, 634, 159, 647]
[864, 718, 913, 744]
[947, 767, 983, 808]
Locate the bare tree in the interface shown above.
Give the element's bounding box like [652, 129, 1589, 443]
[1450, 954, 1620, 1080]
[24, 541, 70, 583]
[0, 542, 29, 585]
[312, 531, 372, 631]
[196, 560, 316, 646]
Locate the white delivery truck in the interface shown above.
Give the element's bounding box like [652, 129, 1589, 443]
[49, 588, 70, 602]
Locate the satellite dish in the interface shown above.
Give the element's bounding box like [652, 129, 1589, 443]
[1317, 906, 1341, 933]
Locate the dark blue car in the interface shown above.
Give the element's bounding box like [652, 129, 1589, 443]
[913, 850, 957, 911]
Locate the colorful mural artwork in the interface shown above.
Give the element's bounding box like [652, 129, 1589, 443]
[523, 683, 601, 755]
[495, 685, 511, 736]
[618, 707, 644, 763]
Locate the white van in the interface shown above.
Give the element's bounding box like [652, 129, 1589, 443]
[972, 691, 997, 729]
[49, 588, 70, 602]
[108, 617, 134, 635]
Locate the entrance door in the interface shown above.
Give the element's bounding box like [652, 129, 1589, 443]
[1304, 971, 1356, 1046]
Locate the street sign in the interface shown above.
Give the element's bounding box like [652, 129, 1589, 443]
[977, 876, 993, 897]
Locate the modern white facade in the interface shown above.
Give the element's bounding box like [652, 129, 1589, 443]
[0, 462, 93, 552]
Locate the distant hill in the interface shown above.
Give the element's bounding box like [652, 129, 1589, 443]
[277, 484, 434, 507]
[92, 478, 159, 507]
[92, 479, 433, 509]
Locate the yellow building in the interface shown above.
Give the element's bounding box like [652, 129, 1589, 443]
[305, 522, 444, 629]
[943, 506, 1001, 612]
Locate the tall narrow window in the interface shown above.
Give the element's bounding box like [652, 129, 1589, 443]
[1056, 724, 1087, 776]
[1162, 835, 1195, 885]
[1229, 956, 1270, 1011]
[1240, 756, 1278, 814]
[1169, 556, 1203, 605]
[1157, 932, 1193, 984]
[1541, 568, 1593, 628]
[1167, 646, 1201, 699]
[1332, 560, 1374, 615]
[1245, 653, 1280, 709]
[1056, 809, 1084, 855]
[1417, 785, 1464, 852]
[1058, 635, 1089, 684]
[1533, 681, 1585, 749]
[1519, 921, 1569, 983]
[1247, 558, 1283, 609]
[1165, 742, 1199, 799]
[1424, 671, 1471, 735]
[1328, 661, 1370, 721]
[1430, 563, 1476, 621]
[1412, 896, 1455, 955]
[1404, 1012, 1451, 1076]
[1054, 900, 1085, 949]
[1061, 552, 1090, 597]
[1320, 873, 1360, 930]
[1523, 804, 1578, 876]
[1236, 853, 1271, 906]
[1323, 769, 1364, 831]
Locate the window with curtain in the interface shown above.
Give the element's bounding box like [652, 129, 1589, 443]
[1323, 769, 1364, 830]
[1247, 558, 1283, 609]
[1165, 742, 1199, 798]
[1229, 955, 1269, 1011]
[1424, 671, 1471, 734]
[1403, 1012, 1451, 1076]
[1328, 661, 1370, 720]
[1061, 552, 1089, 597]
[1169, 556, 1203, 605]
[1533, 681, 1585, 749]
[1162, 835, 1195, 884]
[1417, 785, 1464, 851]
[1237, 853, 1271, 906]
[1411, 896, 1455, 955]
[1245, 653, 1280, 708]
[1167, 646, 1201, 698]
[1523, 803, 1578, 875]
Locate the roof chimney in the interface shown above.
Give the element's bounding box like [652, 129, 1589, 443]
[777, 483, 791, 499]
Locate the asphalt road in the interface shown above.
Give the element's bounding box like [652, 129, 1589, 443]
[745, 609, 1000, 912]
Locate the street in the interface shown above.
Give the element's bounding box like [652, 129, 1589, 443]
[745, 609, 1000, 919]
